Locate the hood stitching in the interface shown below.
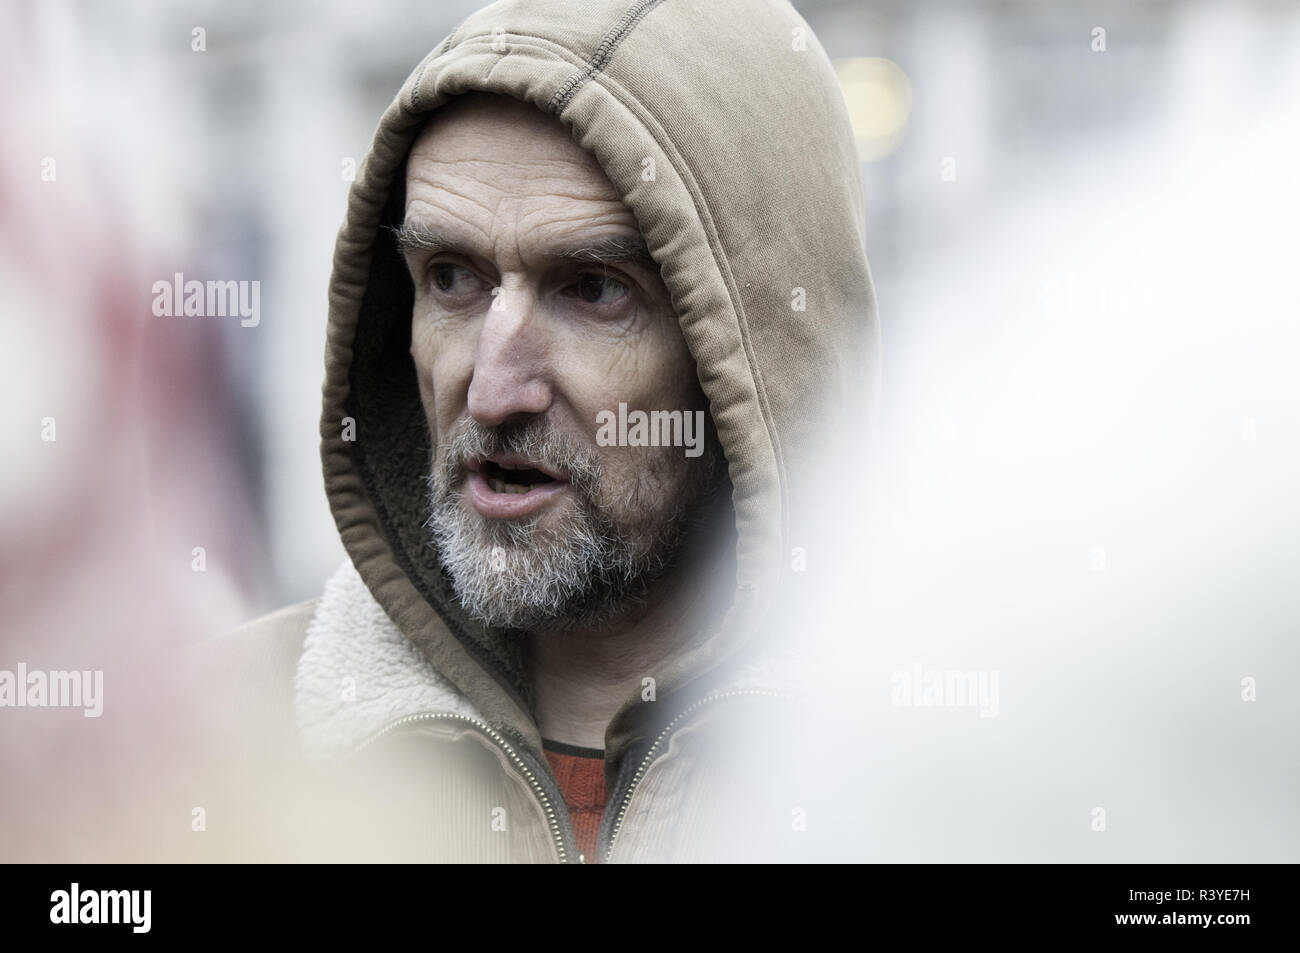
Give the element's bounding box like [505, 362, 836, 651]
[547, 0, 665, 115]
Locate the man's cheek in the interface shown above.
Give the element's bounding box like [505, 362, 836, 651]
[584, 327, 655, 386]
[427, 351, 473, 423]
[597, 444, 650, 505]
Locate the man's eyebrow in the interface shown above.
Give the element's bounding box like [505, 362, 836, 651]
[552, 235, 658, 272]
[390, 220, 461, 257]
[390, 220, 658, 272]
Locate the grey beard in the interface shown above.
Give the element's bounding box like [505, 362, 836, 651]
[424, 421, 720, 633]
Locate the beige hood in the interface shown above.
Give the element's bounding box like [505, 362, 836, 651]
[319, 0, 879, 769]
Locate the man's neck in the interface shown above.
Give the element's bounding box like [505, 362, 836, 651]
[528, 503, 734, 750]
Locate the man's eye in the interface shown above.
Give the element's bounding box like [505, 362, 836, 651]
[572, 274, 628, 305]
[430, 263, 479, 295]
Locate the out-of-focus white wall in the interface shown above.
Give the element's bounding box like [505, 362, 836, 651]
[802, 0, 1300, 861]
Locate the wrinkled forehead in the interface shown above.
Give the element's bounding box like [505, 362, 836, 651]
[404, 93, 623, 214]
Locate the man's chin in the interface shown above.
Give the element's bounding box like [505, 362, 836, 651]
[432, 508, 659, 633]
[449, 543, 653, 634]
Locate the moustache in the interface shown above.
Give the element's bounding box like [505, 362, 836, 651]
[435, 417, 603, 501]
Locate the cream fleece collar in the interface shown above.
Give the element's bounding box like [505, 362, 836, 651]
[293, 561, 485, 761]
[293, 560, 812, 762]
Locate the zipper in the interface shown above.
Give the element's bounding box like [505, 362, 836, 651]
[602, 687, 804, 864]
[348, 711, 577, 864]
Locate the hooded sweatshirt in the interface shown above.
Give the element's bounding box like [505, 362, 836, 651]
[188, 0, 879, 864]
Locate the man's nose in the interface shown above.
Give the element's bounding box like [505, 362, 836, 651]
[466, 281, 553, 427]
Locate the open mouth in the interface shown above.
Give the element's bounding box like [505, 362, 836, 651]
[479, 460, 558, 495]
[464, 455, 570, 518]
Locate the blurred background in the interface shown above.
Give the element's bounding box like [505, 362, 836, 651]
[2, 0, 1297, 861]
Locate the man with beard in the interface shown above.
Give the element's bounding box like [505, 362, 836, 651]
[185, 0, 877, 863]
[405, 94, 732, 766]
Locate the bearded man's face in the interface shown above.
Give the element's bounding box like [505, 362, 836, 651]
[401, 94, 721, 631]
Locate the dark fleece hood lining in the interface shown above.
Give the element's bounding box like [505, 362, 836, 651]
[345, 179, 535, 718]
